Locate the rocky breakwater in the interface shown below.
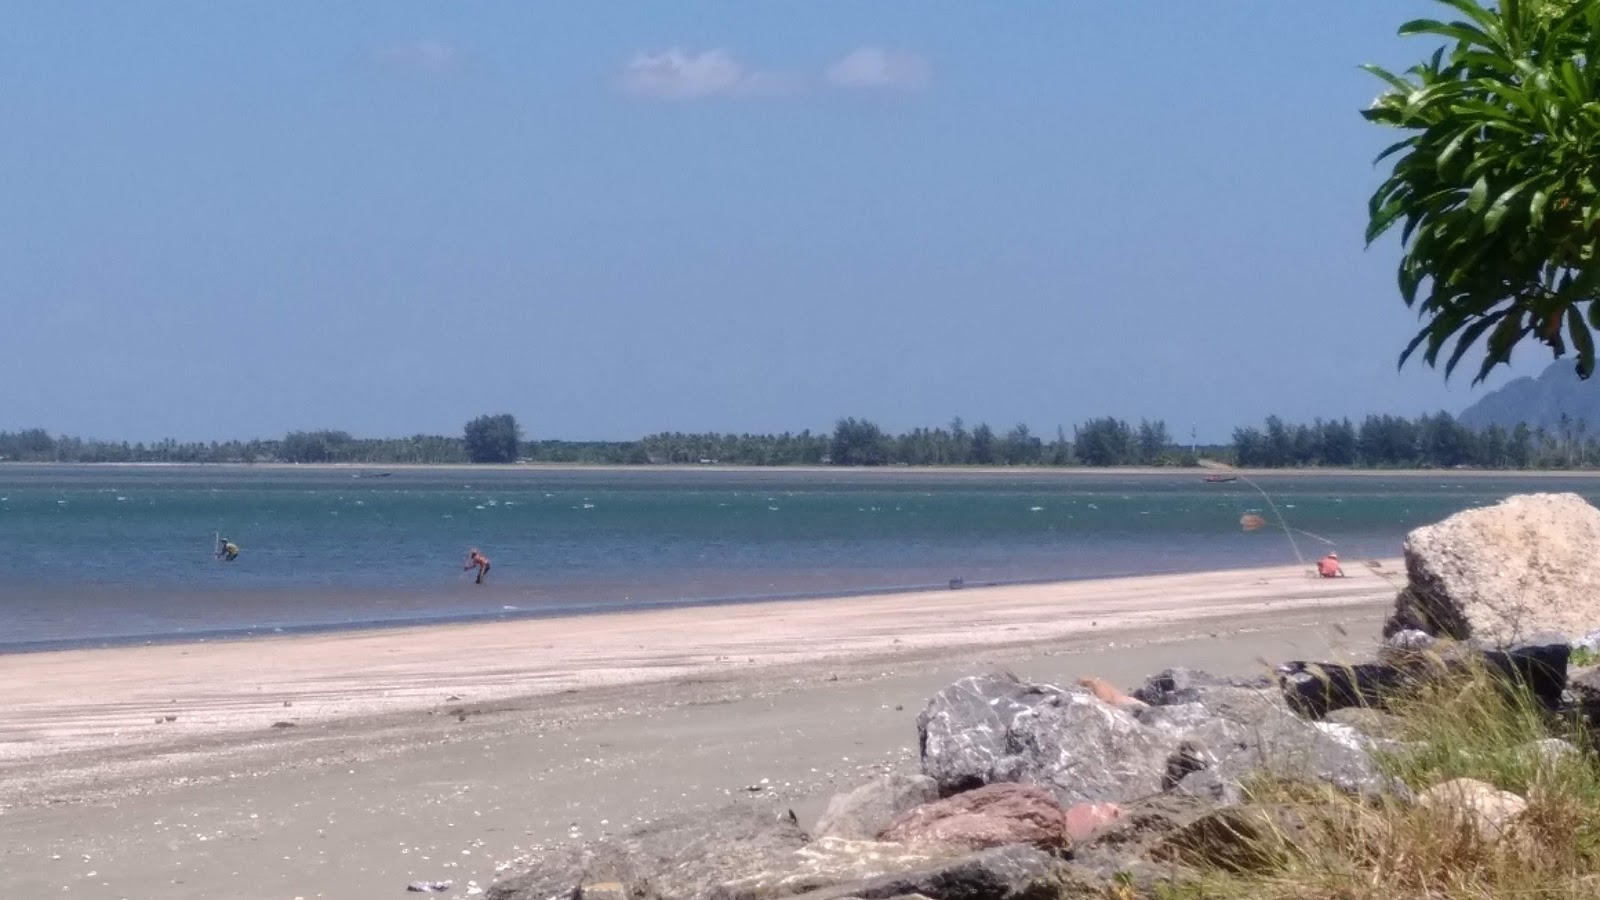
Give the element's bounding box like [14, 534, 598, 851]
[485, 493, 1600, 899]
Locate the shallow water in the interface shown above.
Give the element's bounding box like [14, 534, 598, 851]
[1, 465, 1592, 649]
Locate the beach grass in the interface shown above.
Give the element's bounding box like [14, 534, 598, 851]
[1125, 662, 1600, 900]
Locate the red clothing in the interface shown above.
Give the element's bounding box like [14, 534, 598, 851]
[1317, 555, 1342, 578]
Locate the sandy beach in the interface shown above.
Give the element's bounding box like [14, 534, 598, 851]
[0, 561, 1399, 899]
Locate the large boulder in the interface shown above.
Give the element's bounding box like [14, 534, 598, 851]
[876, 783, 1070, 850]
[1391, 492, 1600, 646]
[1140, 690, 1387, 805]
[996, 691, 1173, 805]
[920, 672, 1384, 811]
[815, 774, 941, 841]
[917, 673, 1068, 796]
[918, 676, 1170, 806]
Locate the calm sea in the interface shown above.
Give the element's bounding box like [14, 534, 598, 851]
[2, 465, 1594, 651]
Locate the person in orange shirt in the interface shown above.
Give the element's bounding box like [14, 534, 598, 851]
[464, 547, 492, 584]
[1317, 551, 1345, 578]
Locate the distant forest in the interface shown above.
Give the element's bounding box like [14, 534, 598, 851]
[2, 411, 1597, 470]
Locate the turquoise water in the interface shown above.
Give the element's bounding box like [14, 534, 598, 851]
[2, 465, 1595, 650]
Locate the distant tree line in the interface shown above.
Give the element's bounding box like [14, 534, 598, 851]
[3, 411, 1598, 470]
[1231, 413, 1595, 470]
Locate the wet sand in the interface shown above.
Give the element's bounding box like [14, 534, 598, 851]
[0, 561, 1399, 899]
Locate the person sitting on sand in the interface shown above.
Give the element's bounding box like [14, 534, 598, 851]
[464, 547, 491, 585]
[1316, 552, 1344, 578]
[216, 538, 240, 562]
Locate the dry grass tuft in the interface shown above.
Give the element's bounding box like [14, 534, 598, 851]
[1095, 662, 1600, 899]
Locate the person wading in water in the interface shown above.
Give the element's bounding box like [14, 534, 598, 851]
[464, 547, 492, 584]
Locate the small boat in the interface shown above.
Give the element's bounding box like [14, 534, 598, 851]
[1203, 473, 1239, 484]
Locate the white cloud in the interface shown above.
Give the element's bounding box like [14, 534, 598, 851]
[374, 41, 460, 74]
[617, 48, 800, 100]
[825, 47, 931, 92]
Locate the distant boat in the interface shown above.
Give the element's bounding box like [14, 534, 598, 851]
[354, 471, 393, 479]
[1203, 473, 1239, 484]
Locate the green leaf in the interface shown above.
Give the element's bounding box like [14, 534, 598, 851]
[1484, 179, 1535, 233]
[1529, 189, 1550, 228]
[1444, 312, 1506, 378]
[1360, 63, 1417, 96]
[1467, 176, 1490, 212]
[1398, 19, 1500, 50]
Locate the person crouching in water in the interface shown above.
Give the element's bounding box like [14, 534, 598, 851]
[464, 547, 491, 584]
[217, 538, 240, 562]
[1316, 551, 1344, 578]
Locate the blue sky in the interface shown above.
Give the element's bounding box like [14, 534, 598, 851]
[0, 2, 1555, 443]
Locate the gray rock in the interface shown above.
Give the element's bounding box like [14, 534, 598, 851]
[1322, 706, 1407, 741]
[1393, 492, 1600, 647]
[1144, 687, 1387, 805]
[1132, 668, 1271, 707]
[996, 691, 1172, 806]
[1385, 629, 1437, 654]
[485, 803, 809, 900]
[1522, 737, 1580, 766]
[917, 673, 1067, 796]
[782, 845, 1066, 900]
[814, 774, 940, 841]
[709, 838, 967, 900]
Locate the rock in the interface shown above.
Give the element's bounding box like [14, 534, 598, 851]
[1164, 698, 1388, 805]
[1063, 802, 1121, 843]
[997, 691, 1172, 806]
[1075, 677, 1147, 711]
[1150, 805, 1311, 874]
[1386, 629, 1437, 653]
[1418, 778, 1528, 842]
[877, 783, 1070, 850]
[917, 673, 1067, 796]
[407, 882, 452, 893]
[1131, 668, 1271, 707]
[709, 838, 967, 899]
[1482, 639, 1570, 710]
[1577, 629, 1600, 655]
[1522, 737, 1579, 766]
[1322, 706, 1407, 741]
[1278, 661, 1416, 719]
[1393, 492, 1600, 646]
[485, 803, 809, 900]
[1570, 663, 1600, 709]
[776, 845, 1066, 900]
[815, 774, 941, 841]
[1067, 793, 1214, 883]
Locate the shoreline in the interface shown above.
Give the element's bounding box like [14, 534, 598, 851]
[0, 559, 1380, 655]
[7, 460, 1600, 478]
[0, 559, 1400, 767]
[0, 563, 1399, 899]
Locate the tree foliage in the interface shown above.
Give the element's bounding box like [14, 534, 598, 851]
[830, 417, 890, 466]
[1364, 0, 1600, 383]
[463, 414, 521, 464]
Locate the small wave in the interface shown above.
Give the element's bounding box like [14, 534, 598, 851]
[1029, 506, 1044, 512]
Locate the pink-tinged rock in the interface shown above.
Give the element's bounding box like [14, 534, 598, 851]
[876, 783, 1071, 850]
[1064, 801, 1122, 842]
[1076, 677, 1147, 710]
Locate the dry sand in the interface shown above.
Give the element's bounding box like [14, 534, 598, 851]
[0, 561, 1400, 899]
